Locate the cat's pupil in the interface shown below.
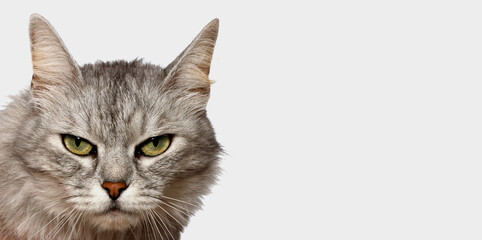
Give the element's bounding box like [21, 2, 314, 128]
[75, 137, 81, 147]
[152, 137, 160, 147]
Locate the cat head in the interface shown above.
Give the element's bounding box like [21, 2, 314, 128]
[18, 14, 221, 232]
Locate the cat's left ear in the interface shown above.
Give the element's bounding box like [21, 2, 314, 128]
[164, 19, 219, 106]
[29, 14, 82, 97]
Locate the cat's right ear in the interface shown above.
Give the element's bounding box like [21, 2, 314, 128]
[163, 19, 219, 110]
[29, 14, 81, 101]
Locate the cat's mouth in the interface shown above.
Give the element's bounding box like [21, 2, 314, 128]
[101, 202, 126, 216]
[105, 207, 122, 217]
[110, 206, 121, 212]
[91, 203, 139, 231]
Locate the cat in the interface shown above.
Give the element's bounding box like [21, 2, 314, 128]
[0, 13, 221, 240]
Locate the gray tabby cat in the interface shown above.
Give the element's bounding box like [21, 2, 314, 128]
[0, 14, 221, 240]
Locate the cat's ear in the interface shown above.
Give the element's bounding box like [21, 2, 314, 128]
[164, 19, 219, 105]
[29, 14, 81, 96]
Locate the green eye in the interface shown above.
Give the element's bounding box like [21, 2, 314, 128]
[63, 134, 94, 156]
[138, 135, 171, 157]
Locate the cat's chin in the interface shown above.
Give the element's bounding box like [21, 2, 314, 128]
[90, 210, 140, 231]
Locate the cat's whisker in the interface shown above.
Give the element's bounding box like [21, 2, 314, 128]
[141, 212, 150, 240]
[46, 207, 76, 240]
[128, 224, 139, 240]
[158, 195, 200, 208]
[139, 211, 147, 240]
[92, 224, 100, 240]
[67, 210, 83, 239]
[157, 205, 184, 228]
[31, 207, 70, 238]
[46, 210, 71, 239]
[149, 211, 161, 240]
[162, 200, 194, 216]
[145, 194, 193, 216]
[66, 212, 77, 239]
[144, 210, 162, 240]
[148, 209, 164, 240]
[14, 199, 64, 234]
[141, 212, 148, 240]
[151, 208, 175, 240]
[57, 208, 78, 239]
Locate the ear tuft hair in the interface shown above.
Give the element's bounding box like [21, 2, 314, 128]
[29, 13, 81, 96]
[165, 19, 219, 91]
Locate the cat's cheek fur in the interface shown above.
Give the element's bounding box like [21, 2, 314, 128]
[69, 183, 111, 212]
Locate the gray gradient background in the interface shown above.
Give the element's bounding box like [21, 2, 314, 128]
[1, 1, 481, 239]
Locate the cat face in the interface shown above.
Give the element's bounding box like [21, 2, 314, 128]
[15, 14, 221, 232]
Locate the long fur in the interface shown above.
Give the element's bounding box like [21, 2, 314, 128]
[0, 14, 221, 240]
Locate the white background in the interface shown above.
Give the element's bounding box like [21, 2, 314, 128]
[1, 1, 482, 239]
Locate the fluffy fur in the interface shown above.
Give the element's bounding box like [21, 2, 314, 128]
[0, 14, 221, 240]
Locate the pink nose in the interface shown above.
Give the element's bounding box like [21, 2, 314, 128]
[102, 181, 127, 200]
